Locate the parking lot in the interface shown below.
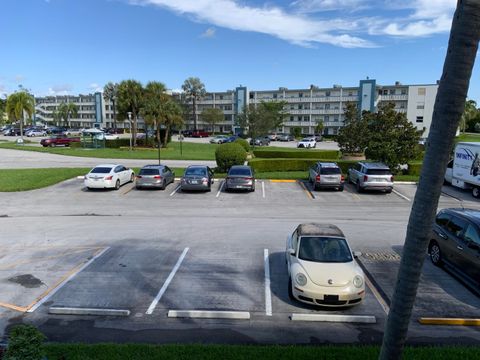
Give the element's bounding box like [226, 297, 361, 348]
[0, 178, 479, 344]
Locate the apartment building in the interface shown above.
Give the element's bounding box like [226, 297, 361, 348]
[34, 79, 438, 136]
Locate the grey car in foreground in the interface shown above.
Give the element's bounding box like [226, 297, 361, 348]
[309, 162, 344, 191]
[225, 165, 255, 192]
[347, 162, 393, 193]
[180, 165, 214, 192]
[429, 208, 480, 287]
[136, 165, 175, 190]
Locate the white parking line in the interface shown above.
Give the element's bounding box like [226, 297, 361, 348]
[169, 184, 181, 197]
[27, 247, 111, 313]
[392, 189, 411, 202]
[168, 310, 250, 320]
[291, 313, 376, 323]
[216, 180, 225, 198]
[264, 249, 272, 316]
[146, 247, 189, 315]
[262, 181, 265, 198]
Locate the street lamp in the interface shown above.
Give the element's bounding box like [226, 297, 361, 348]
[127, 112, 132, 151]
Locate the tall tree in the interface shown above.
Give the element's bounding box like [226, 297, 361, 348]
[103, 82, 119, 130]
[57, 102, 78, 128]
[315, 120, 324, 135]
[160, 100, 183, 148]
[141, 81, 168, 149]
[259, 101, 288, 131]
[364, 102, 423, 172]
[117, 80, 144, 147]
[201, 107, 224, 135]
[6, 90, 34, 141]
[181, 77, 206, 131]
[336, 102, 368, 154]
[0, 97, 6, 125]
[460, 99, 478, 132]
[380, 1, 480, 359]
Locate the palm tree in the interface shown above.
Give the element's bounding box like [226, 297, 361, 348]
[181, 77, 206, 131]
[6, 90, 34, 141]
[117, 80, 144, 147]
[141, 81, 168, 151]
[160, 99, 183, 147]
[57, 102, 78, 128]
[460, 99, 478, 133]
[380, 2, 480, 359]
[103, 82, 118, 130]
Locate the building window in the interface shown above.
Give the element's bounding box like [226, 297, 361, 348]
[325, 115, 329, 122]
[400, 103, 406, 109]
[219, 95, 224, 100]
[401, 89, 407, 95]
[325, 91, 331, 97]
[225, 105, 232, 111]
[416, 116, 424, 123]
[298, 104, 303, 110]
[249, 93, 254, 99]
[418, 88, 426, 95]
[383, 89, 388, 95]
[290, 116, 294, 122]
[417, 103, 425, 109]
[334, 116, 339, 122]
[299, 93, 303, 98]
[273, 93, 277, 99]
[304, 116, 309, 121]
[390, 89, 395, 95]
[325, 104, 330, 110]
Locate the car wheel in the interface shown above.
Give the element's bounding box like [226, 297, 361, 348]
[130, 174, 135, 183]
[338, 185, 344, 192]
[207, 184, 212, 192]
[356, 181, 363, 193]
[114, 179, 120, 190]
[429, 241, 443, 267]
[385, 188, 392, 194]
[86, 187, 91, 191]
[473, 187, 480, 198]
[161, 180, 166, 190]
[288, 277, 294, 300]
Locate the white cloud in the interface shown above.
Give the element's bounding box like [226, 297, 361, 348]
[200, 27, 216, 38]
[89, 83, 103, 92]
[48, 84, 73, 96]
[291, 0, 369, 13]
[130, 0, 375, 48]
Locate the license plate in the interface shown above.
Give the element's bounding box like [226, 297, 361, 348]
[191, 180, 199, 184]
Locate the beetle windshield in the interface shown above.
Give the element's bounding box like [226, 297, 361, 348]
[298, 236, 353, 263]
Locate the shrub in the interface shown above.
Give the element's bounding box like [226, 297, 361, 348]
[407, 162, 423, 176]
[248, 158, 357, 173]
[253, 149, 340, 159]
[215, 143, 247, 172]
[291, 127, 302, 139]
[234, 138, 250, 152]
[5, 324, 46, 360]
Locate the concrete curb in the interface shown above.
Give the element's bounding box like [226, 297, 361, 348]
[290, 313, 376, 323]
[168, 310, 250, 320]
[49, 307, 130, 317]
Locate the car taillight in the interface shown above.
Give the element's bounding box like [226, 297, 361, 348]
[153, 175, 162, 179]
[390, 175, 394, 182]
[202, 177, 208, 183]
[363, 175, 368, 182]
[315, 175, 320, 182]
[105, 175, 113, 180]
[136, 175, 142, 179]
[341, 175, 345, 182]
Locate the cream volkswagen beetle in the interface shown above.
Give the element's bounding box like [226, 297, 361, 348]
[286, 223, 365, 307]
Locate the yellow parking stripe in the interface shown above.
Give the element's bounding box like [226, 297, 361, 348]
[269, 179, 297, 183]
[0, 302, 28, 312]
[419, 318, 480, 326]
[297, 181, 314, 200]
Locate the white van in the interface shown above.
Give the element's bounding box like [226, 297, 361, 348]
[445, 142, 480, 198]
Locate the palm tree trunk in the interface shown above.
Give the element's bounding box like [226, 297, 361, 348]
[113, 99, 117, 131]
[193, 97, 197, 131]
[133, 113, 137, 147]
[380, 2, 480, 359]
[163, 126, 169, 149]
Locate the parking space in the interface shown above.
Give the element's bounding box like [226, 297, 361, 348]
[357, 248, 480, 320]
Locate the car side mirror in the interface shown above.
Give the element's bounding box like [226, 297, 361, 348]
[353, 251, 362, 259]
[287, 248, 295, 256]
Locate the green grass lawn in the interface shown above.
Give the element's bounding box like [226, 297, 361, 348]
[0, 141, 219, 160]
[0, 168, 91, 192]
[42, 344, 480, 360]
[456, 133, 480, 143]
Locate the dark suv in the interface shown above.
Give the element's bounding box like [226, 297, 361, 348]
[429, 208, 480, 287]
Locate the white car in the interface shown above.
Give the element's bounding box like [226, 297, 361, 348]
[297, 138, 316, 148]
[105, 134, 120, 140]
[286, 223, 365, 307]
[26, 129, 46, 137]
[84, 164, 135, 190]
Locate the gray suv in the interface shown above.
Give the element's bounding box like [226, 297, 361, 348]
[347, 162, 393, 193]
[136, 165, 175, 190]
[308, 162, 344, 191]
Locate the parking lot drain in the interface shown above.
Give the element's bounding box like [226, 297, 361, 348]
[290, 314, 376, 323]
[168, 310, 251, 320]
[49, 307, 130, 317]
[419, 318, 480, 326]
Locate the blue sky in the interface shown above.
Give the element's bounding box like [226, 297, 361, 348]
[0, 0, 478, 102]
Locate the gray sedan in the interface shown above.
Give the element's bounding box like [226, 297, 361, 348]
[225, 165, 255, 192]
[136, 165, 175, 190]
[180, 166, 214, 192]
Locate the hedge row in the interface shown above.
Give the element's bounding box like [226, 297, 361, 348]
[248, 158, 357, 173]
[407, 162, 423, 176]
[253, 149, 340, 159]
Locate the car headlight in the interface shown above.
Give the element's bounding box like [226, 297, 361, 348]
[295, 273, 307, 286]
[353, 275, 364, 288]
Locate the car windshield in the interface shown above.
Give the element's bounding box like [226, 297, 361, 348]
[301, 138, 312, 141]
[320, 167, 341, 175]
[229, 168, 251, 176]
[91, 167, 112, 174]
[298, 236, 353, 263]
[139, 168, 160, 175]
[185, 168, 207, 176]
[366, 169, 391, 175]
